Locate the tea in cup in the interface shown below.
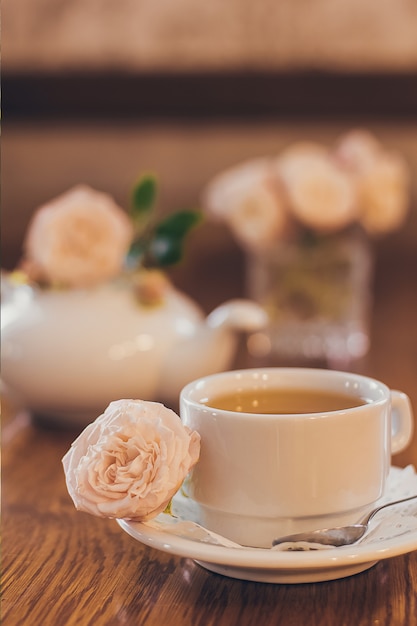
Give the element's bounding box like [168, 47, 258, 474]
[180, 368, 413, 547]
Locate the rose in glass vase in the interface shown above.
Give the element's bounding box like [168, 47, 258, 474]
[202, 130, 411, 368]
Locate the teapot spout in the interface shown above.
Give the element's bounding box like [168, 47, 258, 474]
[206, 299, 268, 332]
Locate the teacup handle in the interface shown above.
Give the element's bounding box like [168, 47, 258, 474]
[391, 390, 414, 454]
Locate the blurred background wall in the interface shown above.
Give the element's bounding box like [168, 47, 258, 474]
[2, 0, 417, 291]
[3, 0, 417, 72]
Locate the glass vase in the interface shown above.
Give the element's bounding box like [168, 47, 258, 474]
[246, 228, 373, 369]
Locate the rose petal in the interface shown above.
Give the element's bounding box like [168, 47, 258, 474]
[62, 399, 200, 521]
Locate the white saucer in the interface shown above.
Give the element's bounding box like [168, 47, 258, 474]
[117, 466, 417, 583]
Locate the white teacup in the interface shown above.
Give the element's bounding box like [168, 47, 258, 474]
[180, 368, 414, 548]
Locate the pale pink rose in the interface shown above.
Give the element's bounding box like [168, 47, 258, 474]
[202, 158, 271, 219]
[336, 131, 410, 234]
[227, 179, 290, 250]
[24, 185, 133, 288]
[62, 399, 200, 521]
[275, 142, 330, 178]
[274, 142, 331, 197]
[357, 151, 410, 234]
[202, 159, 290, 248]
[276, 143, 357, 232]
[335, 129, 382, 172]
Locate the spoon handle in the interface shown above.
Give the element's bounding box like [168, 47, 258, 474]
[360, 494, 417, 526]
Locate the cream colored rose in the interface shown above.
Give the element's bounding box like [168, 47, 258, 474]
[335, 130, 410, 233]
[226, 179, 290, 250]
[202, 159, 290, 249]
[335, 129, 382, 171]
[357, 151, 410, 234]
[202, 158, 271, 220]
[276, 142, 357, 233]
[62, 399, 201, 521]
[24, 185, 133, 288]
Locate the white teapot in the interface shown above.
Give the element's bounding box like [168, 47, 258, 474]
[1, 278, 267, 426]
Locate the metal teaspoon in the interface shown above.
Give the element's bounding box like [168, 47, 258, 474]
[272, 494, 417, 547]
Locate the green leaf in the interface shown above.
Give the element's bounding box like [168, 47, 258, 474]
[148, 210, 202, 267]
[148, 235, 183, 267]
[147, 210, 203, 267]
[130, 174, 157, 222]
[155, 210, 203, 238]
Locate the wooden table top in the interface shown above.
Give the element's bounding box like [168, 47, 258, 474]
[2, 244, 417, 626]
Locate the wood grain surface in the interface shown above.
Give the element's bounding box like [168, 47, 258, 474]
[2, 237, 417, 626]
